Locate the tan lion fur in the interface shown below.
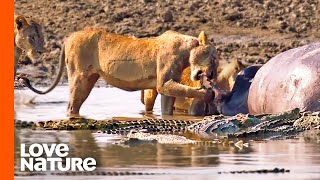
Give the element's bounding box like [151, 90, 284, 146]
[14, 15, 45, 78]
[22, 29, 219, 117]
[142, 59, 246, 112]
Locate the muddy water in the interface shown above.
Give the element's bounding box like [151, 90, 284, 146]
[14, 87, 320, 179]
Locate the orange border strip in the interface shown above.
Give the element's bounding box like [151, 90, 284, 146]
[0, 0, 13, 179]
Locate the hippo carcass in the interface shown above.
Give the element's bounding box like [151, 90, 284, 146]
[189, 65, 262, 116]
[217, 64, 262, 116]
[248, 42, 320, 114]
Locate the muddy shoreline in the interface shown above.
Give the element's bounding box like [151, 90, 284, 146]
[15, 0, 320, 86]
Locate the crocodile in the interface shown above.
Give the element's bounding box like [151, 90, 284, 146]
[218, 167, 290, 174]
[14, 167, 290, 176]
[15, 108, 320, 141]
[14, 170, 165, 176]
[14, 118, 195, 132]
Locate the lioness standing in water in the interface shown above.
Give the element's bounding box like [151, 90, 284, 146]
[20, 29, 219, 117]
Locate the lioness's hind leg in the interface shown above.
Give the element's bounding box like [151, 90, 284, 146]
[68, 73, 100, 118]
[144, 89, 158, 112]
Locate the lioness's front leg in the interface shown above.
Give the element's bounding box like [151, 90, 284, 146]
[161, 95, 175, 115]
[157, 79, 213, 98]
[157, 80, 213, 115]
[156, 63, 214, 115]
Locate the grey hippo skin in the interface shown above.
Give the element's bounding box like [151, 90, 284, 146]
[188, 65, 262, 116]
[218, 64, 262, 116]
[248, 42, 320, 114]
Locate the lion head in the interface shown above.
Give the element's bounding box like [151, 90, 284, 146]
[189, 31, 218, 81]
[14, 15, 45, 62]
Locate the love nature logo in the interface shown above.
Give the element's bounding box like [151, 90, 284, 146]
[20, 143, 96, 171]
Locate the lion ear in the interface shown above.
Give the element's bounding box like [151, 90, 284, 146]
[198, 31, 208, 45]
[15, 15, 28, 30]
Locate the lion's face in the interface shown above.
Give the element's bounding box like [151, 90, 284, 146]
[15, 15, 45, 62]
[189, 31, 218, 81]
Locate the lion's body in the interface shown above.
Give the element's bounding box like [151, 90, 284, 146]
[14, 15, 45, 78]
[21, 29, 218, 117]
[65, 30, 159, 91]
[216, 59, 246, 91]
[142, 59, 245, 113]
[59, 29, 218, 117]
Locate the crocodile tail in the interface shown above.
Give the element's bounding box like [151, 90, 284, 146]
[18, 45, 65, 94]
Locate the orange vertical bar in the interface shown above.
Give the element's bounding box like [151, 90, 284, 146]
[0, 0, 14, 179]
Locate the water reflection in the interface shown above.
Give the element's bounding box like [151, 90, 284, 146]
[15, 129, 250, 168]
[14, 87, 320, 179]
[15, 129, 320, 170]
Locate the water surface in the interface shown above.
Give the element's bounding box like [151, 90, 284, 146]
[14, 87, 320, 179]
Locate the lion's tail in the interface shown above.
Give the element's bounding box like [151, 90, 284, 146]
[19, 45, 65, 94]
